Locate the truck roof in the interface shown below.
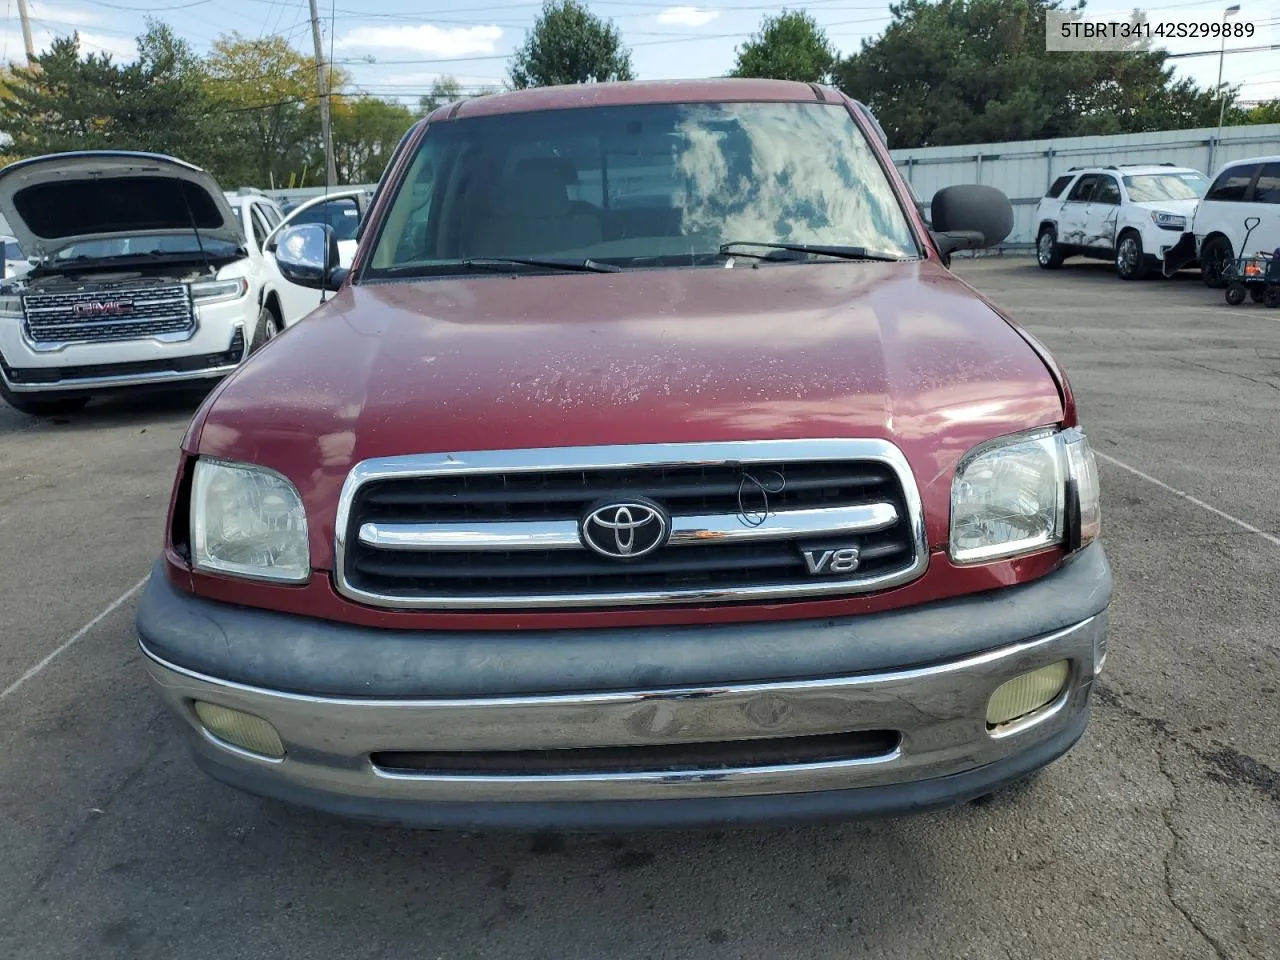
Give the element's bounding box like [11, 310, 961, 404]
[437, 78, 845, 121]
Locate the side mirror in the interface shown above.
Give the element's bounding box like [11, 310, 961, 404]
[929, 184, 1014, 257]
[274, 223, 346, 292]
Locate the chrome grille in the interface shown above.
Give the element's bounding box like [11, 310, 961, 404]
[335, 440, 928, 610]
[22, 285, 195, 345]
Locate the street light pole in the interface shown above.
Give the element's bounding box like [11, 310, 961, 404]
[1215, 4, 1241, 147]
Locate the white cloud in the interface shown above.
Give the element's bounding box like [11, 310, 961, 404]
[656, 6, 720, 27]
[339, 24, 502, 57]
[25, 2, 103, 25]
[2, 22, 136, 63]
[75, 32, 138, 60]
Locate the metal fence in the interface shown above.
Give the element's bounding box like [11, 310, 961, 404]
[892, 122, 1280, 252]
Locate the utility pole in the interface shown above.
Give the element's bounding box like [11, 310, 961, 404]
[15, 0, 37, 65]
[1214, 3, 1241, 162]
[308, 0, 338, 187]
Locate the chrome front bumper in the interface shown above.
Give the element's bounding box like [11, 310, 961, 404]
[142, 613, 1103, 814]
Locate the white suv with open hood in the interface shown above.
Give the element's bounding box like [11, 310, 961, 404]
[0, 151, 276, 417]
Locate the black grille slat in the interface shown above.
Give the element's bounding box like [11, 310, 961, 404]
[372, 730, 901, 775]
[342, 458, 918, 608]
[354, 538, 909, 582]
[359, 465, 897, 524]
[22, 285, 195, 345]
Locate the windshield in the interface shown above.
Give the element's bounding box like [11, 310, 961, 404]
[52, 234, 242, 261]
[4, 241, 22, 260]
[366, 101, 918, 277]
[1123, 172, 1209, 202]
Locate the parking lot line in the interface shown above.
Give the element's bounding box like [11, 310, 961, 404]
[0, 574, 150, 704]
[1096, 451, 1280, 549]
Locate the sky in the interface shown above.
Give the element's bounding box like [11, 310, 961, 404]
[2, 0, 1278, 111]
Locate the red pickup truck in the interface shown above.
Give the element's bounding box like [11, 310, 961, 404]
[136, 79, 1112, 829]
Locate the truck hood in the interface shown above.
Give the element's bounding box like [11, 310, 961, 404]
[194, 260, 1065, 556]
[0, 152, 242, 260]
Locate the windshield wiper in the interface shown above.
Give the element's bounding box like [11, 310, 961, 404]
[718, 241, 907, 263]
[461, 256, 622, 274]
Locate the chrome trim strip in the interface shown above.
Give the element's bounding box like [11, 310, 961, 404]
[358, 503, 901, 553]
[333, 439, 929, 610]
[1, 323, 246, 392]
[139, 617, 1097, 802]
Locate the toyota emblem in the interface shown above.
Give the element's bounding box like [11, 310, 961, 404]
[580, 498, 671, 560]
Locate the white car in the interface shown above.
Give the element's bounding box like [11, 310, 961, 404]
[222, 188, 369, 338]
[2, 234, 34, 281]
[0, 154, 370, 417]
[1178, 156, 1280, 288]
[1033, 164, 1210, 280]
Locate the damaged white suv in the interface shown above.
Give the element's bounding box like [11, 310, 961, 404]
[0, 151, 277, 417]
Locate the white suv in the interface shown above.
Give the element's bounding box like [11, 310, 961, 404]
[0, 153, 369, 417]
[1180, 157, 1280, 287]
[1034, 164, 1210, 280]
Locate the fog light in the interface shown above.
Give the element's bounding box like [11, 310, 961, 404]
[986, 661, 1071, 728]
[193, 701, 285, 759]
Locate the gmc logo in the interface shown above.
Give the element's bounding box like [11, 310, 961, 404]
[72, 300, 134, 318]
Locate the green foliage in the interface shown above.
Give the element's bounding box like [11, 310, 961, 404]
[202, 33, 329, 188]
[0, 23, 214, 166]
[419, 76, 461, 116]
[330, 95, 416, 183]
[730, 10, 837, 84]
[1229, 99, 1280, 125]
[508, 0, 634, 89]
[835, 0, 1226, 148]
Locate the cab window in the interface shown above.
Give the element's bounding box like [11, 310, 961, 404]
[1094, 177, 1121, 205]
[1205, 164, 1260, 202]
[1252, 163, 1280, 204]
[1067, 175, 1099, 202]
[1045, 175, 1073, 199]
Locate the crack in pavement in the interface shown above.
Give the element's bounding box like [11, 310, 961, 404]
[1154, 746, 1234, 960]
[1168, 356, 1280, 394]
[1096, 683, 1271, 960]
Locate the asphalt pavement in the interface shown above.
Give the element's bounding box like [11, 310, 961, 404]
[1, 257, 1277, 960]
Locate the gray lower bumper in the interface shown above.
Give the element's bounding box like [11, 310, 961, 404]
[137, 544, 1112, 828]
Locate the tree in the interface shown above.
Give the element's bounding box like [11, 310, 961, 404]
[730, 11, 837, 84]
[835, 0, 1224, 148]
[419, 75, 461, 115]
[202, 33, 345, 187]
[1230, 98, 1280, 125]
[508, 0, 633, 89]
[329, 95, 416, 183]
[0, 23, 214, 166]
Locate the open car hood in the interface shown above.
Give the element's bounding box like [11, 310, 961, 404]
[0, 151, 243, 260]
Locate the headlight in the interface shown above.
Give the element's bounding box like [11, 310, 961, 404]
[191, 459, 310, 583]
[1150, 211, 1186, 230]
[950, 427, 1100, 563]
[190, 277, 249, 303]
[0, 294, 22, 319]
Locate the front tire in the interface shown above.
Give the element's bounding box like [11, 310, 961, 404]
[249, 305, 282, 353]
[1225, 282, 1247, 306]
[1201, 237, 1233, 289]
[1115, 232, 1147, 281]
[1036, 227, 1063, 269]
